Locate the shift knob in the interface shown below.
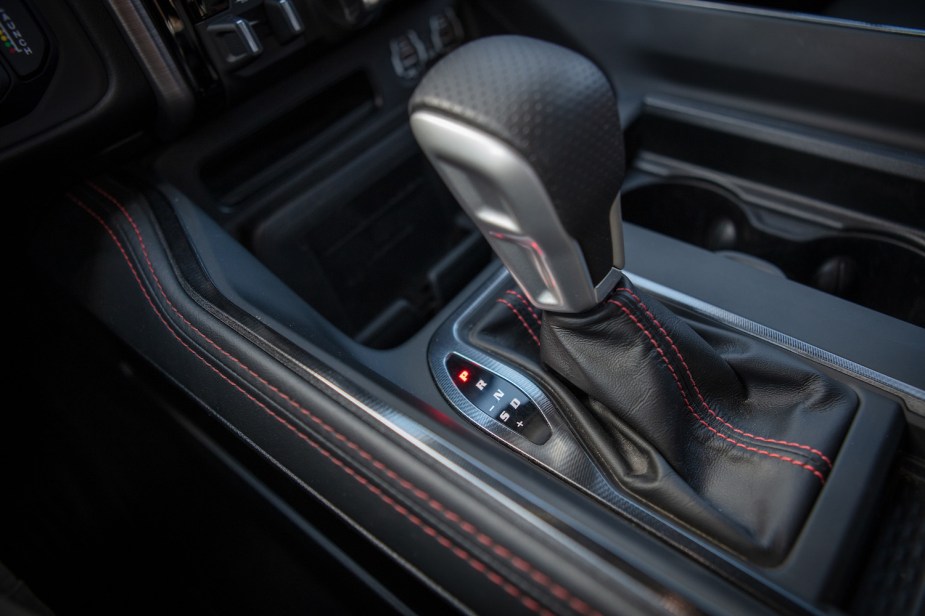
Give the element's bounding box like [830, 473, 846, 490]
[409, 35, 626, 313]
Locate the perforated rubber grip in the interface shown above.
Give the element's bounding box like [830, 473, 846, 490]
[409, 35, 625, 284]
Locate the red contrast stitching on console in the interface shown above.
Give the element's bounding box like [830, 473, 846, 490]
[609, 298, 826, 485]
[78, 185, 600, 616]
[505, 289, 542, 326]
[497, 298, 541, 347]
[615, 287, 832, 469]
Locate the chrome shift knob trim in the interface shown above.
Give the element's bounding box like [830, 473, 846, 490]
[410, 110, 624, 313]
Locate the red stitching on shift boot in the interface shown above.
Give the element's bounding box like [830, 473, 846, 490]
[615, 287, 832, 469]
[497, 298, 541, 347]
[609, 299, 826, 485]
[79, 186, 596, 616]
[505, 289, 542, 326]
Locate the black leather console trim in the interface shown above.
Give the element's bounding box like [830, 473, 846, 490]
[46, 178, 694, 615]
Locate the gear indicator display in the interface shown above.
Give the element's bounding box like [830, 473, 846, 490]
[446, 354, 551, 445]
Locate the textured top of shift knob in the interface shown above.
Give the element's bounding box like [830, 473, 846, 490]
[409, 35, 625, 283]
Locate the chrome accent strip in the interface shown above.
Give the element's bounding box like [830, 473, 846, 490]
[277, 0, 304, 34]
[234, 17, 262, 55]
[410, 110, 623, 313]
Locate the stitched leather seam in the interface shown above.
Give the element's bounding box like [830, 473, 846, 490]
[497, 298, 541, 347]
[505, 289, 542, 326]
[77, 186, 599, 616]
[609, 298, 826, 484]
[616, 287, 832, 469]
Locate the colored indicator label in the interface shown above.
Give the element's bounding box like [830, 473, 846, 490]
[0, 2, 46, 76]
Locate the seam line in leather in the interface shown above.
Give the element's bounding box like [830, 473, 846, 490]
[615, 287, 833, 469]
[504, 289, 543, 326]
[609, 297, 827, 484]
[497, 298, 541, 346]
[498, 282, 831, 475]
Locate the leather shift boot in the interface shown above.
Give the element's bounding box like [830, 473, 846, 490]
[471, 277, 858, 564]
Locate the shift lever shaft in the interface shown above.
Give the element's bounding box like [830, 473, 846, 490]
[409, 35, 626, 313]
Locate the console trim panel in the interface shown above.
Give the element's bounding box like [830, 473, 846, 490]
[428, 265, 905, 605]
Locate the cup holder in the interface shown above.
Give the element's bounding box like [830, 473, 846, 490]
[622, 180, 925, 327]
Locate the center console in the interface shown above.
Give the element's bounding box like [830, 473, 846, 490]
[25, 0, 925, 613]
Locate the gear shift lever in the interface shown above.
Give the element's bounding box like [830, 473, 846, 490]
[410, 35, 857, 565]
[409, 36, 625, 312]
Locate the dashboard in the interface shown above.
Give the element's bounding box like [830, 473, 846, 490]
[3, 1, 925, 614]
